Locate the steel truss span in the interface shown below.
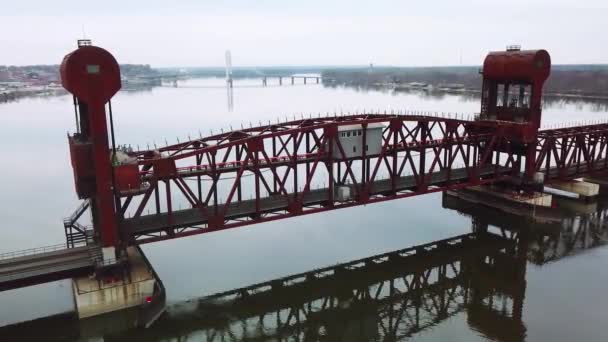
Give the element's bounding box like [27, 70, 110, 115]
[118, 114, 522, 244]
[108, 114, 608, 244]
[536, 123, 608, 180]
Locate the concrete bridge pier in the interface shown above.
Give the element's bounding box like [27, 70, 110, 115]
[583, 177, 608, 194]
[304, 77, 307, 84]
[545, 180, 599, 201]
[291, 76, 294, 85]
[552, 196, 598, 215]
[446, 185, 554, 222]
[262, 77, 267, 87]
[72, 246, 165, 332]
[316, 77, 320, 84]
[279, 77, 282, 85]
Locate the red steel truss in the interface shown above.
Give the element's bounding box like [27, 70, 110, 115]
[115, 114, 525, 243]
[536, 123, 608, 179]
[111, 114, 608, 244]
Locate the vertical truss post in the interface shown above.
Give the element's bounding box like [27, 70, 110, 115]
[419, 120, 428, 191]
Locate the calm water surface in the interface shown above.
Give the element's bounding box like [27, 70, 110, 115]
[1, 79, 608, 341]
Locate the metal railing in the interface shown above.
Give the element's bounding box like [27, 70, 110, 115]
[74, 275, 153, 295]
[64, 200, 90, 227]
[92, 256, 124, 268]
[77, 39, 92, 48]
[0, 243, 70, 261]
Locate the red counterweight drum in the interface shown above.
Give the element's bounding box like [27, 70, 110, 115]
[483, 49, 551, 83]
[60, 46, 121, 104]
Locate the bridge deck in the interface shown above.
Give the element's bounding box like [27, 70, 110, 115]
[0, 246, 96, 291]
[545, 159, 608, 180]
[123, 165, 510, 237]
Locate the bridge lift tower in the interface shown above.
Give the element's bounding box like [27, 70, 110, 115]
[61, 40, 123, 264]
[476, 46, 551, 185]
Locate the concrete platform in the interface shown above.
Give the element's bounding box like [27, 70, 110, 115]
[468, 185, 552, 207]
[583, 177, 608, 194]
[553, 197, 598, 215]
[546, 180, 599, 199]
[72, 247, 155, 320]
[447, 186, 558, 223]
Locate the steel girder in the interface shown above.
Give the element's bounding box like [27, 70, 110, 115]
[118, 114, 523, 243]
[113, 113, 608, 244]
[536, 123, 608, 180]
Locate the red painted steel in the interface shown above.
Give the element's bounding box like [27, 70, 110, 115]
[479, 49, 552, 181]
[59, 45, 608, 249]
[115, 164, 141, 192]
[61, 46, 121, 103]
[113, 116, 608, 245]
[68, 136, 95, 197]
[61, 45, 121, 249]
[115, 114, 521, 243]
[483, 50, 550, 83]
[536, 123, 608, 179]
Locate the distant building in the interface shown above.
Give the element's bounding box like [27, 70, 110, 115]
[0, 70, 10, 82]
[27, 72, 40, 80]
[438, 83, 465, 90]
[408, 82, 429, 88]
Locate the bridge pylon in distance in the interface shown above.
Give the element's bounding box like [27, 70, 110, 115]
[61, 40, 123, 261]
[225, 50, 233, 88]
[476, 46, 551, 184]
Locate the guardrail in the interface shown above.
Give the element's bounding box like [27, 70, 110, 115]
[0, 243, 71, 261]
[64, 199, 90, 225]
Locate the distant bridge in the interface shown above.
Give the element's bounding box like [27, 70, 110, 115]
[261, 75, 322, 86]
[135, 73, 325, 87]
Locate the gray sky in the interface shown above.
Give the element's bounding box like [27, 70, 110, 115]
[2, 0, 606, 67]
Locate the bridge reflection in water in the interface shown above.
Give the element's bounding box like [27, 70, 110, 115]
[111, 232, 529, 341]
[443, 191, 608, 266]
[5, 193, 608, 341]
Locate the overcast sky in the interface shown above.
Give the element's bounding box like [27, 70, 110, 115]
[1, 1, 606, 67]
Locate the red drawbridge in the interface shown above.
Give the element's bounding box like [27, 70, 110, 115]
[58, 44, 608, 253]
[1, 42, 607, 323]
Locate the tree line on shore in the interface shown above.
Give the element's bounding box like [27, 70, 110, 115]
[321, 65, 608, 97]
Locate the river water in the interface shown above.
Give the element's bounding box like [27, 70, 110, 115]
[1, 78, 608, 341]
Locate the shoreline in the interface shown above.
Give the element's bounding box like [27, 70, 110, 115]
[0, 84, 156, 104]
[333, 81, 608, 102]
[0, 87, 68, 103]
[3, 80, 608, 106]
